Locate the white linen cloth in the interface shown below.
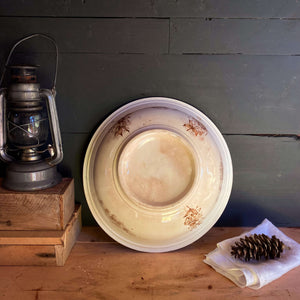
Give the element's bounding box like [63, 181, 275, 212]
[204, 219, 300, 289]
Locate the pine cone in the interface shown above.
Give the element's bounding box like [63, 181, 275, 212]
[231, 234, 286, 262]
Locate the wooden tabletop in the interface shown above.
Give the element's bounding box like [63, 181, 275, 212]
[0, 227, 299, 300]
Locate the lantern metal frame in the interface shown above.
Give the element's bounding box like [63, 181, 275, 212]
[0, 34, 63, 191]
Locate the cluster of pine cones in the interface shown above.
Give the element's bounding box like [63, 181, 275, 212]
[231, 233, 286, 262]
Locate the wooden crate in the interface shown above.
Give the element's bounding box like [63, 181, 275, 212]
[0, 205, 81, 266]
[0, 178, 75, 230]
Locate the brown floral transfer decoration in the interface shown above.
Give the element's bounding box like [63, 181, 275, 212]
[183, 118, 207, 137]
[184, 206, 202, 230]
[113, 115, 131, 137]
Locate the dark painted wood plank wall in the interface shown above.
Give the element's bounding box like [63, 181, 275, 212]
[2, 0, 300, 18]
[0, 0, 299, 227]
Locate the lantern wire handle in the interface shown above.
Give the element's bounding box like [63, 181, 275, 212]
[0, 33, 58, 92]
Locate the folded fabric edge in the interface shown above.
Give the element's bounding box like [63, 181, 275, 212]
[203, 257, 248, 288]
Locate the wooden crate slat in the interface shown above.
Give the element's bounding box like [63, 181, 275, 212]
[0, 205, 81, 266]
[0, 178, 75, 230]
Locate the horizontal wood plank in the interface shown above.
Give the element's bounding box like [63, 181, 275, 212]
[1, 36, 299, 135]
[1, 0, 300, 18]
[0, 232, 63, 245]
[171, 18, 300, 55]
[218, 135, 300, 226]
[0, 245, 57, 266]
[60, 133, 300, 227]
[3, 17, 300, 56]
[0, 227, 299, 299]
[52, 54, 300, 134]
[0, 17, 169, 54]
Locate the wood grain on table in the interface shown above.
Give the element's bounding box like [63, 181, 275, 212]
[0, 227, 299, 300]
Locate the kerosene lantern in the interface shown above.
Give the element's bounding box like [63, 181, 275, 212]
[0, 34, 63, 191]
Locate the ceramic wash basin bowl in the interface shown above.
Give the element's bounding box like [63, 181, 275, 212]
[83, 97, 232, 252]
